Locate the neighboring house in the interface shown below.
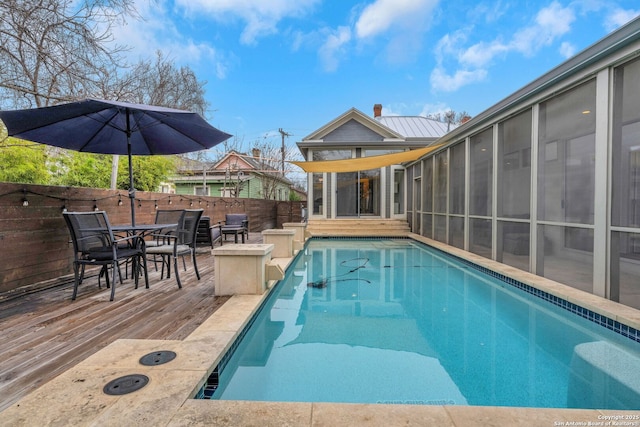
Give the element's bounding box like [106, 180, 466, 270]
[171, 149, 295, 201]
[296, 105, 450, 219]
[157, 181, 175, 194]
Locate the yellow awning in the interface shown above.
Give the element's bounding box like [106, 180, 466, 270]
[289, 144, 444, 173]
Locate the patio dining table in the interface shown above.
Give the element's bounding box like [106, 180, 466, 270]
[111, 223, 178, 241]
[114, 221, 178, 247]
[80, 223, 177, 241]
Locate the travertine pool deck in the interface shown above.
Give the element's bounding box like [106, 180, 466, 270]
[2, 234, 639, 426]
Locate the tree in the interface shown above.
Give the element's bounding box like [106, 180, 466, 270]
[105, 52, 210, 188]
[0, 3, 206, 191]
[49, 151, 113, 188]
[116, 155, 176, 192]
[215, 135, 246, 162]
[126, 51, 209, 115]
[250, 138, 298, 200]
[0, 137, 49, 183]
[0, 0, 134, 108]
[426, 110, 472, 129]
[47, 150, 175, 191]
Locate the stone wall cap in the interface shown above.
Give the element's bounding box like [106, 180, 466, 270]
[261, 229, 296, 235]
[213, 243, 274, 255]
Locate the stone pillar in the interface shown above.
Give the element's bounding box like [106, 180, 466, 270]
[261, 229, 296, 258]
[213, 243, 274, 295]
[283, 222, 307, 253]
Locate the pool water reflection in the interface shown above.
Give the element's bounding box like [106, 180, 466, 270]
[207, 239, 640, 409]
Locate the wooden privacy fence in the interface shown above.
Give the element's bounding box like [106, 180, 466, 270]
[0, 182, 305, 297]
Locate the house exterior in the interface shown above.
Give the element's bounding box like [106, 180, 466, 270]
[403, 16, 640, 311]
[296, 106, 450, 219]
[171, 150, 294, 201]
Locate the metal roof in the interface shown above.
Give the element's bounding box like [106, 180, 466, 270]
[376, 116, 451, 138]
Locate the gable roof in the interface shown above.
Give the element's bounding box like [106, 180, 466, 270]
[175, 150, 261, 176]
[297, 107, 450, 160]
[212, 150, 258, 171]
[302, 108, 404, 141]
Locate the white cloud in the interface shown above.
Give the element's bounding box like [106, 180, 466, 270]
[536, 1, 574, 36]
[430, 1, 576, 93]
[318, 26, 352, 72]
[459, 40, 508, 68]
[175, 0, 320, 45]
[354, 0, 439, 64]
[467, 1, 509, 24]
[355, 0, 434, 39]
[431, 29, 488, 92]
[292, 0, 437, 72]
[291, 31, 306, 52]
[419, 102, 452, 117]
[430, 66, 487, 92]
[108, 0, 230, 78]
[559, 41, 575, 58]
[433, 29, 468, 65]
[510, 1, 574, 55]
[604, 8, 640, 32]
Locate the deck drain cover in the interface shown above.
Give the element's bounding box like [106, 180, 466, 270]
[139, 350, 177, 366]
[103, 374, 149, 395]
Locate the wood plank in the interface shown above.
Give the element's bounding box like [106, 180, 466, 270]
[0, 233, 264, 411]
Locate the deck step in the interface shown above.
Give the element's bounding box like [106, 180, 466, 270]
[305, 219, 410, 237]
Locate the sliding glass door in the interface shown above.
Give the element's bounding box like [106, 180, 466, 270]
[336, 169, 380, 217]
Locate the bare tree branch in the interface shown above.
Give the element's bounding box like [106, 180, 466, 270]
[124, 51, 209, 115]
[250, 138, 297, 200]
[0, 0, 135, 108]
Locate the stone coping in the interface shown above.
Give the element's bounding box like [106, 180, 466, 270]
[212, 243, 274, 256]
[261, 229, 296, 235]
[2, 238, 640, 426]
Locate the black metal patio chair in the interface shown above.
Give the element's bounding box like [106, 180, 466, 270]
[221, 213, 249, 243]
[145, 209, 203, 288]
[196, 216, 223, 248]
[63, 211, 149, 301]
[145, 208, 184, 272]
[145, 209, 184, 248]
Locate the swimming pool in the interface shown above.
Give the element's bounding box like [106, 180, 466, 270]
[200, 238, 640, 409]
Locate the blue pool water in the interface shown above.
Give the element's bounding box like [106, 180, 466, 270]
[204, 238, 640, 409]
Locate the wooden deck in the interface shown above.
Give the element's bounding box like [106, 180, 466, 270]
[0, 233, 262, 412]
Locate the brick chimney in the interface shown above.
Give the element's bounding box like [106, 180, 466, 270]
[252, 148, 261, 159]
[373, 104, 382, 118]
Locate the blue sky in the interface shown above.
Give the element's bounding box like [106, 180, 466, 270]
[111, 0, 640, 155]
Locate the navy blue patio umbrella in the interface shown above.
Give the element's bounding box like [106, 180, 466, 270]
[0, 98, 231, 225]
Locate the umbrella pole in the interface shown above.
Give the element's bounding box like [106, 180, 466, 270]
[126, 108, 136, 226]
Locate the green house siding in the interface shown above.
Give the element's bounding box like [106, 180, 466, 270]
[173, 180, 222, 196]
[172, 175, 291, 200]
[175, 184, 195, 195]
[244, 177, 260, 199]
